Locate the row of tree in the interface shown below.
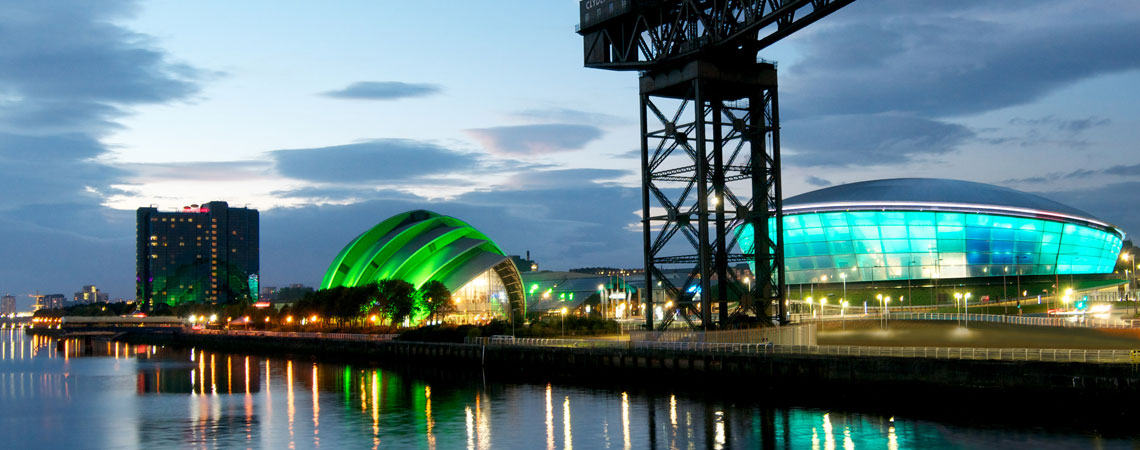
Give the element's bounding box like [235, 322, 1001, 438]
[288, 280, 454, 326]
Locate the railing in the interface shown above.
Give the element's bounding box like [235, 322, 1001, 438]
[186, 329, 399, 342]
[465, 337, 1136, 364]
[794, 312, 1135, 329]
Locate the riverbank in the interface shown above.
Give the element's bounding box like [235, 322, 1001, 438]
[32, 326, 1140, 411]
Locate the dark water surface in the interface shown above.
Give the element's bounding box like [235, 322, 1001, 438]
[1, 329, 1136, 449]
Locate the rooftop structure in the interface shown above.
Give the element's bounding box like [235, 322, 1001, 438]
[738, 179, 1125, 285]
[321, 210, 525, 321]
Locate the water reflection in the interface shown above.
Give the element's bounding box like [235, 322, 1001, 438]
[0, 329, 1138, 449]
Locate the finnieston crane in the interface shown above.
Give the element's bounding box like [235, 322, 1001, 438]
[577, 0, 855, 329]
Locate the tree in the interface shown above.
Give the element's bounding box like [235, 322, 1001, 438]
[376, 279, 416, 326]
[417, 281, 453, 322]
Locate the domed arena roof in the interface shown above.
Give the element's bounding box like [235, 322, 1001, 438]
[785, 178, 1114, 230]
[321, 210, 525, 316]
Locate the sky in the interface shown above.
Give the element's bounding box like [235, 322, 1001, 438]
[1, 0, 1139, 309]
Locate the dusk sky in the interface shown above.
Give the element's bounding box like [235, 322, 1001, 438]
[2, 0, 1139, 309]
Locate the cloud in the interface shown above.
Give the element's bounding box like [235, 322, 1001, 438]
[611, 149, 641, 159]
[466, 124, 603, 156]
[496, 168, 630, 190]
[118, 160, 274, 183]
[1034, 182, 1140, 236]
[782, 113, 975, 167]
[805, 176, 832, 187]
[270, 186, 423, 204]
[1003, 162, 1140, 185]
[1009, 115, 1112, 134]
[321, 81, 440, 100]
[784, 2, 1140, 119]
[0, 0, 203, 298]
[512, 107, 631, 126]
[258, 178, 644, 289]
[270, 139, 487, 183]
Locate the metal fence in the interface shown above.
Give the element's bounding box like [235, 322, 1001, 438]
[186, 329, 399, 342]
[796, 312, 1134, 329]
[629, 324, 816, 346]
[465, 336, 1136, 364]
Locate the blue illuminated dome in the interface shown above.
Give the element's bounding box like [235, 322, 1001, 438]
[738, 178, 1125, 284]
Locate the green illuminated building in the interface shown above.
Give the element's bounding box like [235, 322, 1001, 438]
[737, 178, 1125, 285]
[322, 210, 525, 321]
[136, 201, 259, 308]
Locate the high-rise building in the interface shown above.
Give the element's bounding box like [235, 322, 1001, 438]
[73, 285, 109, 304]
[39, 294, 68, 310]
[137, 201, 259, 308]
[1, 294, 15, 315]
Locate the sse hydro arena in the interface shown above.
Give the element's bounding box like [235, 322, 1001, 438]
[737, 178, 1126, 286]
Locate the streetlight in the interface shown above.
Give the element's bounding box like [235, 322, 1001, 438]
[806, 296, 814, 319]
[841, 300, 849, 329]
[1003, 266, 1009, 301]
[598, 284, 606, 319]
[839, 272, 847, 304]
[964, 293, 972, 329]
[881, 296, 891, 329]
[821, 298, 828, 318]
[876, 294, 883, 328]
[560, 307, 568, 337]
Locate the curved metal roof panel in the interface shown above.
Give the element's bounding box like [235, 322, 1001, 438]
[321, 210, 526, 316]
[786, 178, 1101, 222]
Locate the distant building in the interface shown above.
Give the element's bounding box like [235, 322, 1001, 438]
[41, 294, 67, 310]
[274, 284, 313, 305]
[136, 201, 259, 309]
[73, 285, 109, 304]
[1, 294, 15, 315]
[510, 251, 539, 273]
[259, 286, 278, 303]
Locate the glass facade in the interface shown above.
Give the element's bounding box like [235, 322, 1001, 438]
[738, 210, 1123, 285]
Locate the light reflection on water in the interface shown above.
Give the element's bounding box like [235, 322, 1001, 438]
[0, 329, 1135, 449]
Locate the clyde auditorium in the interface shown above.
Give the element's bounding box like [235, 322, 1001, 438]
[737, 178, 1126, 285]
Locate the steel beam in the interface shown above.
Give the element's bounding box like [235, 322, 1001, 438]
[639, 60, 783, 329]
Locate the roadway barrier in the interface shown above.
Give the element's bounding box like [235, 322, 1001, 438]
[628, 324, 816, 346]
[796, 312, 1135, 329]
[186, 329, 399, 342]
[465, 336, 1135, 364]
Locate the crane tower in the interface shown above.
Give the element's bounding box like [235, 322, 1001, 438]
[577, 0, 855, 329]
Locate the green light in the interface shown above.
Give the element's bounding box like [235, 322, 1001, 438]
[529, 283, 539, 294]
[320, 209, 527, 321]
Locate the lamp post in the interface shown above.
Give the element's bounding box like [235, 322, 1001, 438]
[598, 284, 606, 319]
[964, 293, 972, 329]
[841, 300, 849, 329]
[806, 296, 814, 320]
[883, 296, 891, 329]
[1003, 266, 1009, 301]
[954, 292, 962, 327]
[876, 294, 883, 329]
[821, 298, 828, 318]
[839, 272, 847, 304]
[560, 307, 567, 337]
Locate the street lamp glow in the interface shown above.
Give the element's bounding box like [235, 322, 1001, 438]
[208, 314, 217, 323]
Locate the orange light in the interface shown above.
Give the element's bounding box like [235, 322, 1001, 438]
[285, 316, 293, 323]
[310, 315, 318, 322]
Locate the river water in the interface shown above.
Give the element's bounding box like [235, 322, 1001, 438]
[0, 329, 1136, 449]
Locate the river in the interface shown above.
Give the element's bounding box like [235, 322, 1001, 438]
[0, 329, 1135, 449]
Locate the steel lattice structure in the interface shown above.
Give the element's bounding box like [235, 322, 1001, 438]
[577, 0, 854, 329]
